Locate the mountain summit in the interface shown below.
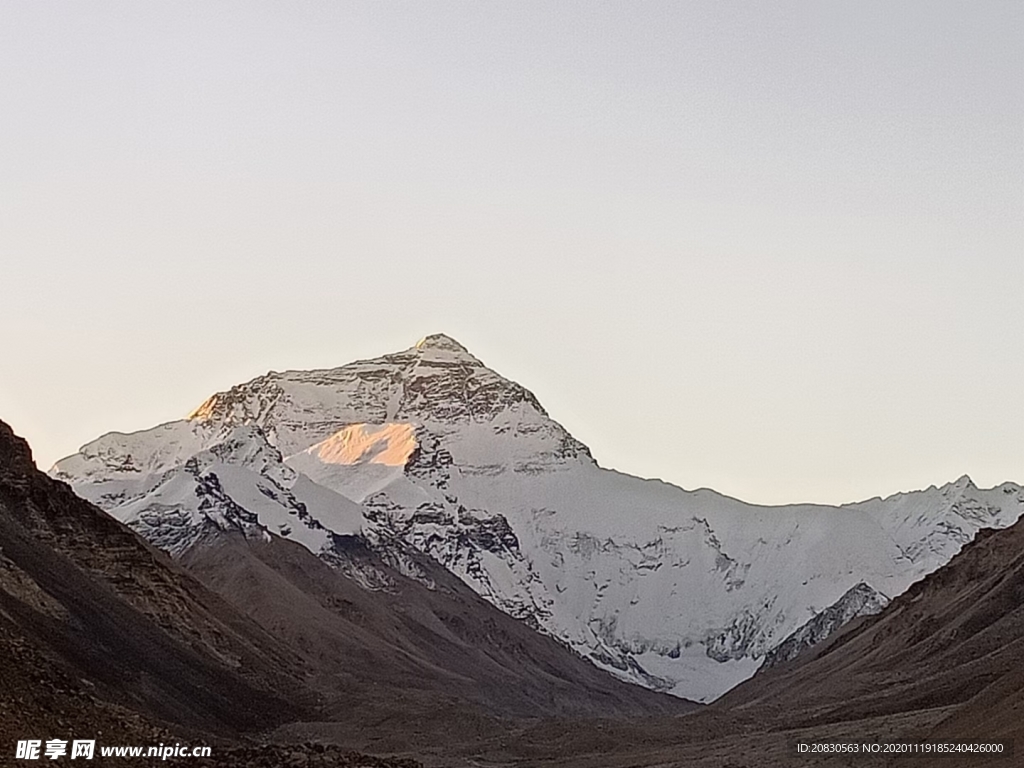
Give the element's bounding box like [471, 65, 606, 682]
[414, 332, 472, 354]
[51, 335, 1024, 702]
[183, 334, 578, 462]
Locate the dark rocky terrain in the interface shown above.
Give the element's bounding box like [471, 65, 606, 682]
[177, 527, 694, 760]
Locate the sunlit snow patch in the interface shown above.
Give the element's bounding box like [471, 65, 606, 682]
[286, 423, 417, 502]
[307, 423, 417, 466]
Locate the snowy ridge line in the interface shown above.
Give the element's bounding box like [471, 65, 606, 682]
[51, 334, 1024, 702]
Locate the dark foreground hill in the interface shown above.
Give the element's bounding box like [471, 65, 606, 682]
[181, 531, 693, 754]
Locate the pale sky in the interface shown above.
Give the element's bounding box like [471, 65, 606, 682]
[1, 2, 1021, 505]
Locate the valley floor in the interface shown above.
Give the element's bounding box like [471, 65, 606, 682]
[268, 707, 972, 768]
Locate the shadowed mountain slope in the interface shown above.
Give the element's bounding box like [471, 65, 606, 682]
[185, 530, 694, 714]
[177, 530, 694, 757]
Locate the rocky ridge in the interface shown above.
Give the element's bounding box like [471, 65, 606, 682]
[762, 582, 889, 667]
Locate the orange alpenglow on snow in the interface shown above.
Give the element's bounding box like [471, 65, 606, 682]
[307, 423, 417, 467]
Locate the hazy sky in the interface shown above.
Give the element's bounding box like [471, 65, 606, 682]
[2, 2, 1021, 505]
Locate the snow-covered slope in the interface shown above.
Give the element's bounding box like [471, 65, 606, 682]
[51, 334, 1024, 702]
[57, 424, 364, 558]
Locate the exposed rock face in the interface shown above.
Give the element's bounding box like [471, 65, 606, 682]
[763, 582, 889, 667]
[51, 335, 1024, 702]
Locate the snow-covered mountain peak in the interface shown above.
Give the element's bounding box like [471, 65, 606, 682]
[942, 479, 974, 495]
[414, 333, 473, 356]
[175, 335, 592, 469]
